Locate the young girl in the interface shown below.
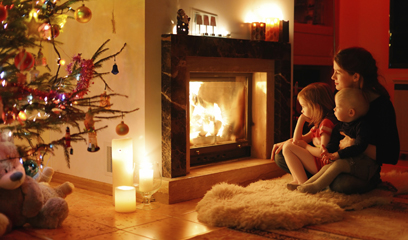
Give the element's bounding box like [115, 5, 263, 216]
[282, 82, 336, 190]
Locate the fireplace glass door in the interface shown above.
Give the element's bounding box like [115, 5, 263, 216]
[189, 73, 251, 166]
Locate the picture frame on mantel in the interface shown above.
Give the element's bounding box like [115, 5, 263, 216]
[190, 8, 218, 37]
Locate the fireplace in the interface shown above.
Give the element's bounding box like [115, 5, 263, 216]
[189, 73, 251, 166]
[161, 34, 291, 178]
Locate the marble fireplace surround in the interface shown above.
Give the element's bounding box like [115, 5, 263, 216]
[159, 34, 291, 203]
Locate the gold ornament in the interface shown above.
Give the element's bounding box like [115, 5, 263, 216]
[25, 9, 42, 38]
[75, 4, 92, 23]
[99, 91, 111, 109]
[84, 107, 95, 131]
[116, 121, 129, 136]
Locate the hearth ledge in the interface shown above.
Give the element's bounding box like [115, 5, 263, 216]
[155, 158, 286, 204]
[52, 158, 286, 204]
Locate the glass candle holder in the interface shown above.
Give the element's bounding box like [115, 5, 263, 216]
[133, 161, 162, 210]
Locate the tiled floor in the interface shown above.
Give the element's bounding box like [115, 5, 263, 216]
[2, 160, 408, 240]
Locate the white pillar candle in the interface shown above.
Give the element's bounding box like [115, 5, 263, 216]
[139, 168, 153, 192]
[112, 138, 134, 204]
[114, 186, 136, 212]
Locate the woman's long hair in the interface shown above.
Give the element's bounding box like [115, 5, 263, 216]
[334, 47, 390, 98]
[297, 82, 335, 127]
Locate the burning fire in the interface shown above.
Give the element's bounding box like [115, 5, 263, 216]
[190, 82, 228, 144]
[189, 79, 247, 147]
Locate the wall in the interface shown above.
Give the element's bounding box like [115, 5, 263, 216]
[45, 0, 145, 183]
[338, 0, 408, 101]
[46, 0, 294, 184]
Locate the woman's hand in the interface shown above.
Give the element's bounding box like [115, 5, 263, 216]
[321, 145, 340, 164]
[339, 132, 355, 150]
[271, 139, 291, 160]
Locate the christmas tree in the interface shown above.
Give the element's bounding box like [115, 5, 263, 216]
[0, 0, 137, 175]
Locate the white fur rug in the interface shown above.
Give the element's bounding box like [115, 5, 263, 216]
[196, 171, 408, 230]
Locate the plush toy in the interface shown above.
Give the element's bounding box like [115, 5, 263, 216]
[0, 133, 74, 237]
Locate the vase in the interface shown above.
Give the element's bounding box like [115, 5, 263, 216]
[133, 160, 162, 210]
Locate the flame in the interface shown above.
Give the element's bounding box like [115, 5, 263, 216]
[189, 82, 228, 143]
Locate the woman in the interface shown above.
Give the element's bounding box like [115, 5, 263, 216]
[272, 47, 400, 194]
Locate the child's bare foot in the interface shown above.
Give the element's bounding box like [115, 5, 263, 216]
[297, 184, 319, 194]
[286, 182, 300, 191]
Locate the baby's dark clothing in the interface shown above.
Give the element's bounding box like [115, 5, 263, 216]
[326, 116, 371, 159]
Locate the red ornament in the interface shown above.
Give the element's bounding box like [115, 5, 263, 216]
[116, 121, 129, 136]
[38, 23, 60, 40]
[0, 3, 7, 22]
[14, 49, 34, 71]
[2, 109, 15, 124]
[65, 127, 71, 148]
[16, 72, 27, 84]
[35, 48, 47, 66]
[75, 4, 92, 23]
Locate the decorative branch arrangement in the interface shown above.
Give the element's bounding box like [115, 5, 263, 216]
[0, 0, 138, 171]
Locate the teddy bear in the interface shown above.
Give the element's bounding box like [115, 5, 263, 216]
[0, 132, 74, 237]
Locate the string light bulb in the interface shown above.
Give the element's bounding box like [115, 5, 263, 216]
[58, 58, 66, 65]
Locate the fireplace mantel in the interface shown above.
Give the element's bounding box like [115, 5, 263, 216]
[161, 34, 291, 178]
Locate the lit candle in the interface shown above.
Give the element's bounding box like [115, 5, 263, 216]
[112, 138, 134, 204]
[114, 186, 136, 212]
[251, 22, 265, 41]
[265, 18, 280, 42]
[139, 161, 153, 192]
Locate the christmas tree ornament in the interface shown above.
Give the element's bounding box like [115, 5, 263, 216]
[23, 159, 39, 177]
[17, 111, 27, 123]
[87, 132, 100, 152]
[177, 9, 190, 35]
[38, 23, 60, 40]
[2, 109, 15, 124]
[14, 49, 35, 71]
[29, 66, 40, 83]
[75, 4, 92, 23]
[116, 121, 129, 136]
[17, 72, 27, 84]
[65, 126, 73, 155]
[111, 56, 119, 75]
[25, 9, 42, 38]
[51, 107, 62, 114]
[0, 3, 8, 22]
[99, 91, 111, 109]
[35, 48, 47, 66]
[66, 54, 95, 98]
[65, 127, 71, 147]
[84, 107, 95, 131]
[42, 0, 57, 13]
[84, 108, 100, 152]
[0, 96, 3, 121]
